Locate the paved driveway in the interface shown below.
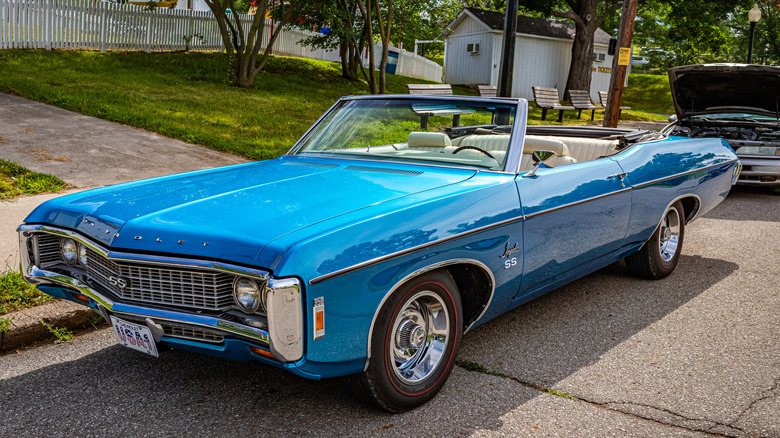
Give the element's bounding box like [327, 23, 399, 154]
[1, 187, 777, 437]
[0, 93, 247, 269]
[0, 93, 247, 189]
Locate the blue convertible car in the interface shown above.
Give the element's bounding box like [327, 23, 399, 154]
[18, 96, 739, 411]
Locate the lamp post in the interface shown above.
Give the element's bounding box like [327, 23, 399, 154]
[748, 4, 762, 64]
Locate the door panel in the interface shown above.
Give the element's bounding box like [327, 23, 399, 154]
[515, 159, 631, 299]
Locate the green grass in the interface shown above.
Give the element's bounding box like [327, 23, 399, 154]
[0, 50, 667, 159]
[0, 270, 53, 315]
[0, 159, 68, 201]
[623, 73, 674, 116]
[0, 50, 456, 161]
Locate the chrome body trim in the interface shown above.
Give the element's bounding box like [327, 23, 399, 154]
[524, 187, 633, 219]
[309, 160, 737, 285]
[503, 98, 529, 175]
[308, 217, 522, 285]
[286, 95, 526, 175]
[17, 225, 270, 281]
[632, 160, 739, 189]
[265, 277, 304, 362]
[363, 258, 495, 372]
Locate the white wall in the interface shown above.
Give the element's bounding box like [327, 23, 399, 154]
[443, 16, 616, 102]
[444, 32, 493, 84]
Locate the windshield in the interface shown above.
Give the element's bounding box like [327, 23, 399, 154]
[291, 98, 517, 171]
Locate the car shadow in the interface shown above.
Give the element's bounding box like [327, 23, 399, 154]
[458, 255, 739, 387]
[0, 255, 737, 436]
[703, 186, 780, 222]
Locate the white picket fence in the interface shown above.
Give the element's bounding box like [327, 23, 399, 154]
[0, 0, 443, 81]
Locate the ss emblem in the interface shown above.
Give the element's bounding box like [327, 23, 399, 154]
[109, 275, 129, 289]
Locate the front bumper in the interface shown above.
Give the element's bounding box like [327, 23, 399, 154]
[18, 225, 305, 369]
[736, 156, 780, 186]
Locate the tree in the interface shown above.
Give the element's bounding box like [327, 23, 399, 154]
[203, 0, 293, 88]
[630, 0, 753, 69]
[521, 0, 623, 95]
[373, 0, 394, 93]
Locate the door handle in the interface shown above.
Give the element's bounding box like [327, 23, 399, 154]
[607, 172, 627, 180]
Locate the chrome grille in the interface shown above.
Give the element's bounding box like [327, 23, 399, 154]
[164, 326, 224, 343]
[83, 247, 235, 311]
[37, 234, 62, 265]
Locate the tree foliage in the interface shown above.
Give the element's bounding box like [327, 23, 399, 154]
[203, 0, 293, 88]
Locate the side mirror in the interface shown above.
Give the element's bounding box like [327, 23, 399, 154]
[523, 150, 558, 178]
[668, 114, 678, 123]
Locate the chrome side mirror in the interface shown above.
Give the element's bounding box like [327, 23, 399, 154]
[523, 150, 558, 178]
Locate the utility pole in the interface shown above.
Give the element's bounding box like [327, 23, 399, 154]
[497, 0, 518, 97]
[603, 0, 638, 128]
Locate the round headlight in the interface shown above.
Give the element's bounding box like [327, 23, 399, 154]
[61, 238, 78, 266]
[78, 244, 88, 267]
[233, 278, 263, 313]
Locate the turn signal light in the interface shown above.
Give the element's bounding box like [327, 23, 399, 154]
[71, 293, 90, 304]
[313, 297, 324, 340]
[249, 346, 277, 361]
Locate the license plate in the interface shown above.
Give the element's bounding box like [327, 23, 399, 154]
[110, 316, 159, 358]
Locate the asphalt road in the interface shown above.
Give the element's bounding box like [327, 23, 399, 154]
[1, 186, 776, 437]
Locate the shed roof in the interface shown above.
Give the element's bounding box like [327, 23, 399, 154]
[446, 8, 613, 46]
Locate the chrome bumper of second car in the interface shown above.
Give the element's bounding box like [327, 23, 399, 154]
[736, 156, 780, 186]
[18, 226, 304, 363]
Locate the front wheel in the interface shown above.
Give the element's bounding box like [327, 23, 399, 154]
[353, 270, 462, 412]
[626, 200, 686, 279]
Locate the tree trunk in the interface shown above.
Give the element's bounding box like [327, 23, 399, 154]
[374, 0, 392, 94]
[564, 16, 597, 96]
[358, 0, 377, 94]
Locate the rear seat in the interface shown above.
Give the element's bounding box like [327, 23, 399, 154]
[526, 135, 619, 163]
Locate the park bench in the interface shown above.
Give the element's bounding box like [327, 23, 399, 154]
[477, 85, 497, 97]
[532, 86, 575, 122]
[598, 91, 631, 118]
[406, 84, 453, 95]
[568, 89, 605, 120]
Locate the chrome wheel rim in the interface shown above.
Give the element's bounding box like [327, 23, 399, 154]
[390, 290, 450, 385]
[659, 207, 681, 262]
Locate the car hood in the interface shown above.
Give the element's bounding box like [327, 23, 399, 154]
[668, 64, 780, 119]
[24, 156, 476, 267]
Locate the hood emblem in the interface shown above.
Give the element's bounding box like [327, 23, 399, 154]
[500, 242, 519, 259]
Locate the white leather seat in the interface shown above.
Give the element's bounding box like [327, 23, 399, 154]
[407, 132, 452, 151]
[526, 135, 618, 163]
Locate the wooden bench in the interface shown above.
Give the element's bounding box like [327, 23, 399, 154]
[568, 89, 605, 120]
[477, 85, 497, 97]
[406, 84, 453, 95]
[598, 91, 631, 118]
[532, 86, 575, 122]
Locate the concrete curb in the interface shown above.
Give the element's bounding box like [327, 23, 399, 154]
[0, 300, 99, 352]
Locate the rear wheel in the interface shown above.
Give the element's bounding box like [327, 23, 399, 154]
[626, 200, 685, 279]
[353, 270, 462, 412]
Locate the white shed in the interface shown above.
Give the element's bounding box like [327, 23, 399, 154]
[442, 8, 615, 102]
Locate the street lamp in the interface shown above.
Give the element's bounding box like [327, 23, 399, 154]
[748, 4, 762, 64]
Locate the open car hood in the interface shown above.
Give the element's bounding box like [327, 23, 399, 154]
[668, 64, 780, 119]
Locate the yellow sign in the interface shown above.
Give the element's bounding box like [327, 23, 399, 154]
[618, 47, 631, 66]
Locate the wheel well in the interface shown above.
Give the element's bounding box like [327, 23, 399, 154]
[441, 263, 492, 330]
[678, 196, 700, 223]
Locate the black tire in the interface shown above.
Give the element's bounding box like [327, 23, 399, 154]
[352, 270, 462, 412]
[626, 200, 686, 279]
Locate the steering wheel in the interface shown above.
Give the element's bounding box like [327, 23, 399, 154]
[452, 145, 496, 159]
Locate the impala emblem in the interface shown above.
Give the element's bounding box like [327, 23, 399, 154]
[109, 275, 130, 289]
[500, 242, 519, 259]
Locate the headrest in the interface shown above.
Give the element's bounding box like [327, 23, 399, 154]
[407, 132, 452, 148]
[523, 135, 569, 156]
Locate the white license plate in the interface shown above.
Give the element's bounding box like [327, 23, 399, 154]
[110, 316, 159, 358]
